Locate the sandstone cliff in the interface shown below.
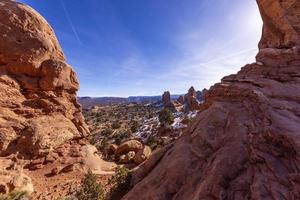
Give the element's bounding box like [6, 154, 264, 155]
[0, 0, 89, 157]
[123, 0, 300, 199]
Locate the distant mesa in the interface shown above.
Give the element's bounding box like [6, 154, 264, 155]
[78, 94, 183, 109]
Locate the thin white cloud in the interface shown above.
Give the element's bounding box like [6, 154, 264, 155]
[60, 0, 82, 45]
[147, 1, 262, 93]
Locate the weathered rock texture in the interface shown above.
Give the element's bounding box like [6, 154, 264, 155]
[123, 0, 300, 199]
[257, 0, 300, 49]
[0, 0, 89, 157]
[184, 86, 201, 111]
[162, 91, 177, 112]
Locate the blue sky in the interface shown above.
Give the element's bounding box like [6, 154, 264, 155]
[19, 0, 262, 97]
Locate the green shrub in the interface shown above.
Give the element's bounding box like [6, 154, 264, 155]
[101, 128, 113, 137]
[114, 130, 131, 145]
[90, 128, 113, 146]
[130, 120, 140, 133]
[147, 135, 160, 150]
[181, 115, 192, 125]
[75, 170, 105, 200]
[107, 167, 131, 200]
[111, 121, 121, 129]
[97, 138, 108, 152]
[0, 190, 28, 200]
[159, 108, 174, 127]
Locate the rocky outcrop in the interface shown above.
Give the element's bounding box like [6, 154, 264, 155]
[162, 91, 177, 112]
[184, 86, 201, 111]
[133, 145, 152, 165]
[257, 0, 300, 49]
[163, 88, 202, 112]
[113, 140, 152, 165]
[115, 140, 143, 156]
[123, 1, 300, 199]
[0, 170, 34, 195]
[176, 95, 185, 104]
[176, 87, 203, 112]
[0, 0, 89, 157]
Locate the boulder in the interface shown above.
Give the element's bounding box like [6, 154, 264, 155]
[0, 0, 89, 157]
[127, 151, 136, 161]
[115, 140, 143, 156]
[133, 145, 152, 165]
[119, 155, 127, 164]
[0, 182, 8, 194]
[108, 144, 118, 155]
[119, 151, 136, 164]
[60, 164, 77, 173]
[50, 167, 62, 176]
[10, 173, 34, 194]
[0, 170, 34, 195]
[80, 144, 116, 174]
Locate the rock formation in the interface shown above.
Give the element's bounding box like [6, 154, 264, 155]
[123, 0, 300, 199]
[163, 88, 202, 113]
[176, 95, 185, 104]
[0, 170, 34, 195]
[0, 0, 89, 157]
[257, 0, 300, 49]
[162, 91, 177, 112]
[184, 86, 201, 111]
[113, 140, 152, 165]
[176, 86, 203, 112]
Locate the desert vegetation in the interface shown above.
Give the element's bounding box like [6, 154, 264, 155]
[60, 168, 132, 200]
[0, 191, 28, 200]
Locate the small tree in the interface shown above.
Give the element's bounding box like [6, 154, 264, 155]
[111, 121, 121, 129]
[75, 170, 105, 200]
[147, 135, 160, 150]
[130, 120, 139, 133]
[101, 128, 113, 136]
[107, 167, 132, 200]
[181, 115, 192, 125]
[159, 108, 174, 127]
[114, 130, 131, 145]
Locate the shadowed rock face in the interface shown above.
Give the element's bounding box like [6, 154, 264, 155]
[123, 0, 300, 199]
[0, 0, 89, 157]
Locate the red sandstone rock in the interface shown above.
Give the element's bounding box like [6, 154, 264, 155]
[122, 1, 300, 199]
[162, 91, 177, 112]
[184, 86, 201, 111]
[133, 145, 152, 165]
[257, 0, 300, 49]
[177, 95, 185, 104]
[0, 0, 89, 157]
[115, 140, 143, 156]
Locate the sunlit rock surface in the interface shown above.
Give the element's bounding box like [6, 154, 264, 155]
[0, 0, 89, 157]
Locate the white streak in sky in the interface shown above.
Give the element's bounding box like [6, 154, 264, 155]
[60, 0, 82, 45]
[202, 47, 257, 65]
